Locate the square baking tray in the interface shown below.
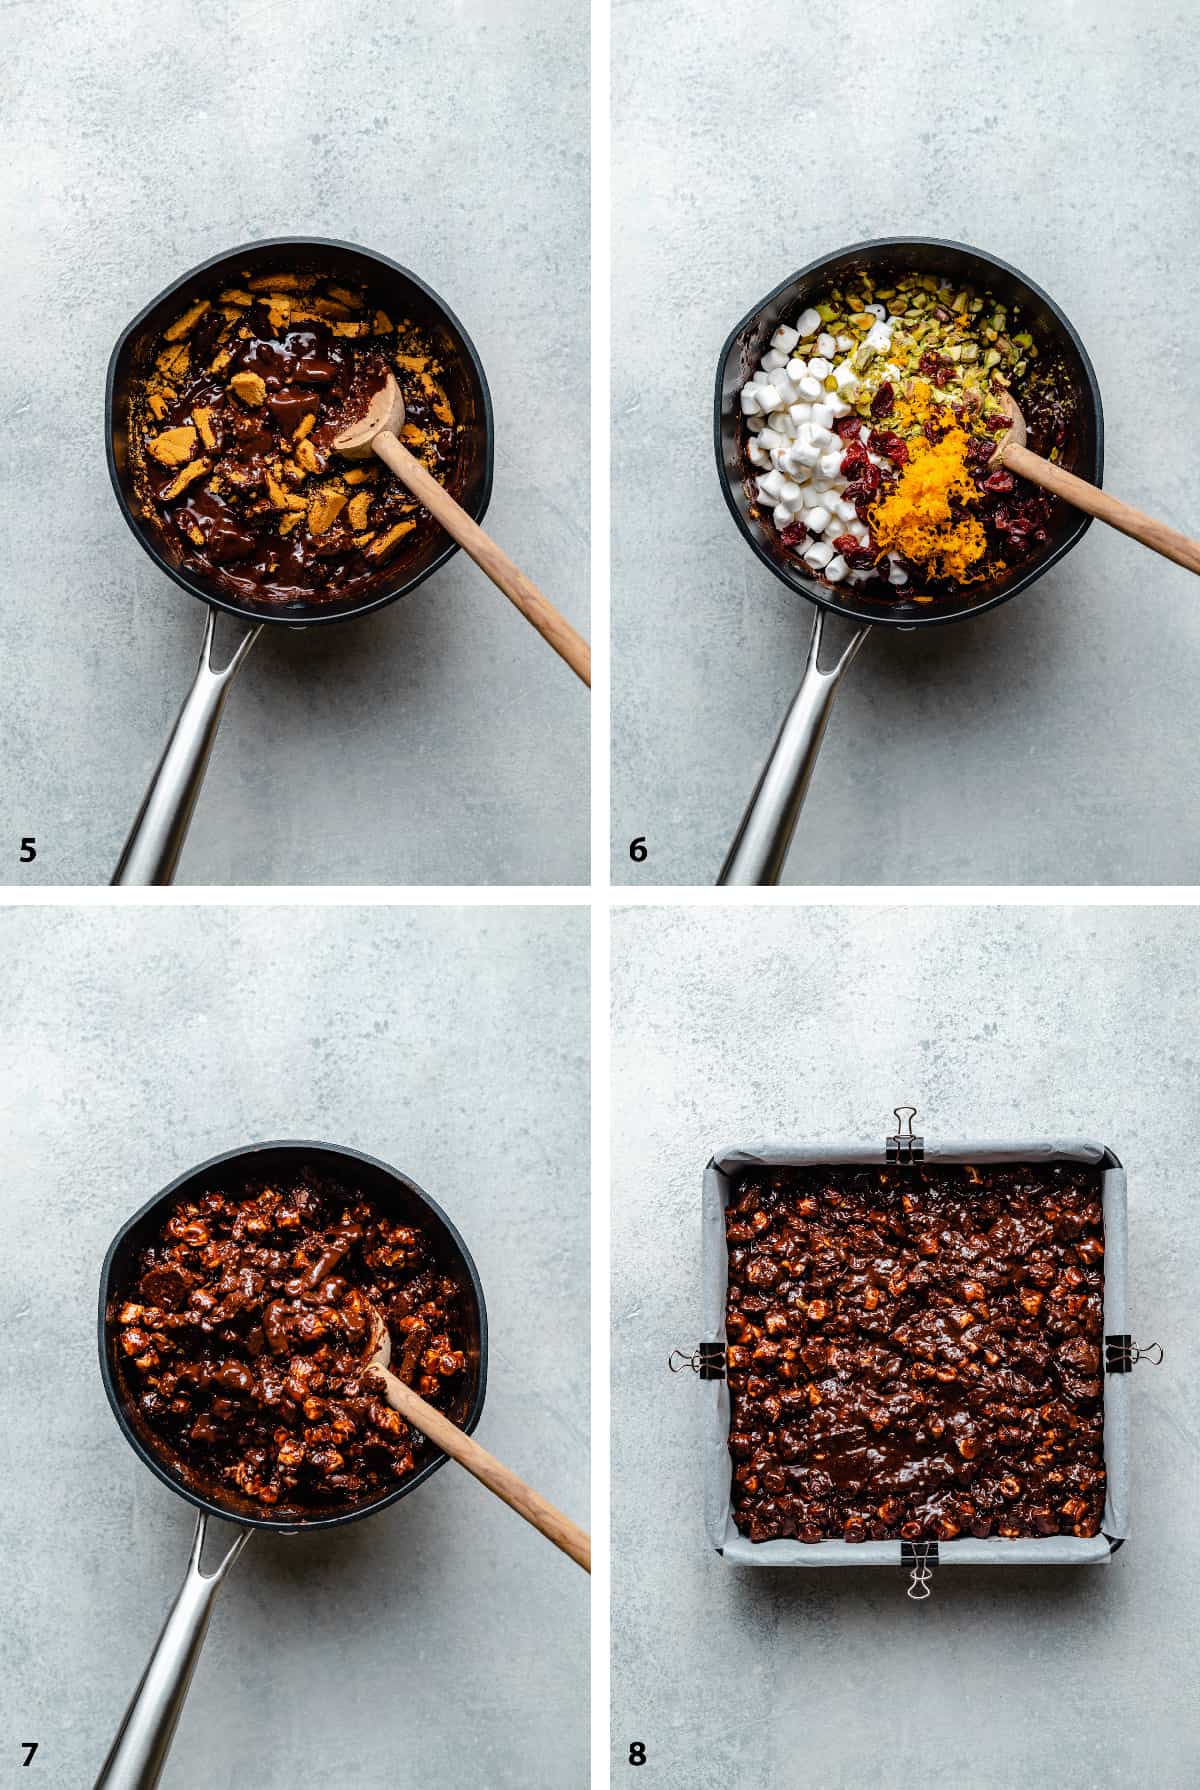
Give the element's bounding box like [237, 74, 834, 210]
[702, 1136, 1128, 1567]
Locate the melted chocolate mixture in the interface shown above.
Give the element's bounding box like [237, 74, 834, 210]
[725, 1162, 1105, 1544]
[111, 1172, 471, 1518]
[131, 274, 459, 607]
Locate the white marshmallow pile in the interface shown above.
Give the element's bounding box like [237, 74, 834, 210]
[740, 307, 910, 588]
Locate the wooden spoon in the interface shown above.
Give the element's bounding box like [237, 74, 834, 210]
[364, 1306, 591, 1573]
[334, 375, 591, 685]
[994, 392, 1200, 576]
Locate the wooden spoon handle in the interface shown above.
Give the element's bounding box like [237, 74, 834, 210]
[1003, 441, 1200, 576]
[372, 430, 591, 685]
[374, 1364, 591, 1573]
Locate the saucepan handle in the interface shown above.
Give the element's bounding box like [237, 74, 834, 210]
[718, 607, 869, 886]
[94, 1510, 250, 1790]
[111, 608, 262, 886]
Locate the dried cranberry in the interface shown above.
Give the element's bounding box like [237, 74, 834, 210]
[835, 415, 862, 441]
[779, 522, 807, 547]
[870, 381, 895, 419]
[832, 535, 859, 556]
[918, 351, 941, 376]
[934, 362, 955, 388]
[966, 436, 995, 468]
[860, 463, 882, 493]
[982, 469, 1015, 494]
[983, 412, 1010, 434]
[869, 429, 908, 466]
[841, 440, 868, 472]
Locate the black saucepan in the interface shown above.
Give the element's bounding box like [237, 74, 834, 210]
[95, 1140, 486, 1789]
[714, 237, 1103, 883]
[106, 237, 494, 884]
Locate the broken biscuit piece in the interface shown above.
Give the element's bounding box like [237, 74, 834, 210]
[247, 272, 309, 292]
[161, 457, 210, 500]
[192, 407, 218, 451]
[307, 489, 347, 535]
[347, 490, 372, 532]
[164, 300, 210, 342]
[295, 437, 322, 475]
[366, 519, 416, 559]
[229, 370, 267, 407]
[292, 412, 316, 442]
[148, 425, 198, 467]
[373, 310, 394, 334]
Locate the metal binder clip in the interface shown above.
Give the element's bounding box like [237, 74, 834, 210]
[668, 1349, 701, 1374]
[1105, 1336, 1164, 1373]
[907, 1559, 933, 1601]
[668, 1343, 725, 1380]
[901, 1539, 937, 1600]
[886, 1106, 924, 1165]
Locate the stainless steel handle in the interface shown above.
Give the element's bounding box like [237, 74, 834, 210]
[111, 609, 262, 886]
[718, 607, 868, 886]
[94, 1511, 250, 1790]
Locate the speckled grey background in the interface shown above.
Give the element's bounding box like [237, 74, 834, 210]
[0, 906, 588, 1788]
[611, 0, 1200, 885]
[611, 904, 1199, 1788]
[0, 0, 588, 886]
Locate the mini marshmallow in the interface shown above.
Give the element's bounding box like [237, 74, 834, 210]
[746, 413, 764, 431]
[826, 395, 852, 420]
[803, 541, 835, 570]
[835, 499, 857, 522]
[746, 438, 770, 468]
[824, 554, 849, 583]
[851, 520, 870, 542]
[787, 402, 813, 427]
[809, 425, 836, 450]
[755, 382, 782, 411]
[836, 334, 854, 351]
[807, 356, 832, 380]
[756, 469, 785, 501]
[833, 363, 859, 395]
[740, 387, 763, 416]
[772, 503, 795, 530]
[771, 374, 798, 406]
[806, 505, 832, 533]
[810, 402, 835, 432]
[816, 332, 837, 359]
[797, 374, 823, 400]
[771, 323, 800, 354]
[762, 348, 786, 371]
[864, 321, 892, 353]
[796, 306, 822, 337]
[818, 449, 843, 479]
[777, 478, 802, 503]
[757, 427, 783, 452]
[865, 302, 886, 319]
[786, 439, 821, 469]
[801, 485, 824, 508]
[889, 562, 910, 586]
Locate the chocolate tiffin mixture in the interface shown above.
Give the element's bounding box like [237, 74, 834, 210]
[724, 1163, 1106, 1544]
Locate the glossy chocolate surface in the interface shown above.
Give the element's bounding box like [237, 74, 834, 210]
[725, 1162, 1105, 1544]
[109, 1169, 471, 1520]
[130, 272, 458, 607]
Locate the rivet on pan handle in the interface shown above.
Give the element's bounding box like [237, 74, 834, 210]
[668, 1342, 726, 1381]
[1105, 1335, 1164, 1373]
[886, 1106, 924, 1165]
[901, 1539, 938, 1601]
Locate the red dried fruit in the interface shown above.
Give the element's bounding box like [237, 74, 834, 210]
[870, 381, 895, 419]
[832, 534, 859, 556]
[779, 522, 807, 547]
[918, 350, 942, 376]
[835, 415, 862, 441]
[983, 470, 1015, 494]
[934, 362, 955, 388]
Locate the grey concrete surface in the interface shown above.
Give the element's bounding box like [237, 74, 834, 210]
[0, 906, 589, 1789]
[611, 905, 1200, 1789]
[0, 0, 589, 886]
[611, 0, 1200, 885]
